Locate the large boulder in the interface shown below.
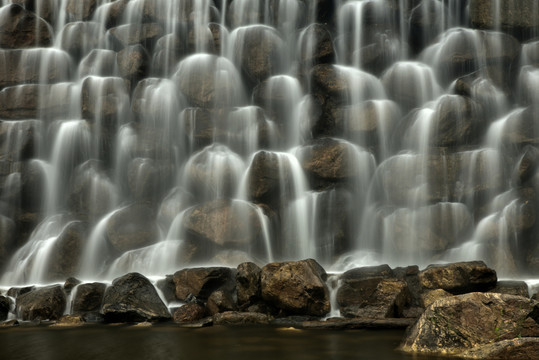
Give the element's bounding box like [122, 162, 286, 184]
[78, 49, 118, 77]
[106, 203, 159, 253]
[66, 0, 99, 21]
[236, 262, 262, 309]
[101, 272, 171, 322]
[72, 282, 107, 317]
[400, 292, 539, 356]
[459, 338, 539, 360]
[336, 265, 408, 318]
[0, 296, 10, 321]
[47, 220, 88, 281]
[0, 120, 40, 161]
[260, 259, 330, 317]
[117, 44, 150, 84]
[173, 303, 207, 323]
[58, 22, 105, 60]
[16, 285, 66, 321]
[127, 157, 173, 203]
[418, 261, 497, 294]
[297, 23, 336, 78]
[501, 106, 539, 149]
[0, 4, 53, 49]
[108, 23, 164, 49]
[172, 267, 235, 301]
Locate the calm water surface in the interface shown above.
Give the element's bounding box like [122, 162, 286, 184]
[0, 325, 446, 360]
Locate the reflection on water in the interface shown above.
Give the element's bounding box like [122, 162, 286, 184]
[0, 325, 445, 360]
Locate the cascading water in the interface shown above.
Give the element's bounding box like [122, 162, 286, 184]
[0, 0, 538, 291]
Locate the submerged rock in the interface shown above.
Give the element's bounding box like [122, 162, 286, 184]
[16, 285, 66, 321]
[101, 272, 170, 322]
[400, 292, 539, 356]
[261, 259, 330, 317]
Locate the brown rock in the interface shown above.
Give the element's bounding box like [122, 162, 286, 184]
[173, 303, 206, 323]
[213, 311, 270, 325]
[460, 337, 539, 360]
[236, 262, 261, 309]
[420, 289, 452, 309]
[261, 259, 330, 317]
[106, 203, 159, 253]
[16, 285, 66, 321]
[52, 315, 85, 327]
[47, 221, 88, 281]
[117, 44, 150, 84]
[79, 49, 118, 77]
[400, 292, 539, 356]
[66, 0, 98, 21]
[173, 267, 235, 301]
[206, 290, 236, 315]
[0, 4, 52, 49]
[59, 22, 105, 60]
[419, 261, 497, 294]
[108, 23, 164, 49]
[0, 296, 10, 321]
[488, 281, 530, 297]
[72, 282, 106, 316]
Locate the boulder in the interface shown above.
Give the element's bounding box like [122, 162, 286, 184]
[419, 261, 497, 294]
[0, 120, 40, 161]
[59, 22, 105, 60]
[297, 23, 336, 75]
[0, 215, 16, 270]
[127, 157, 173, 203]
[47, 221, 88, 281]
[236, 262, 261, 309]
[337, 265, 408, 318]
[63, 277, 81, 294]
[11, 0, 57, 24]
[106, 203, 159, 253]
[206, 290, 237, 315]
[459, 338, 539, 359]
[151, 33, 187, 76]
[0, 4, 52, 49]
[81, 76, 130, 123]
[173, 54, 244, 109]
[72, 282, 106, 317]
[213, 311, 270, 325]
[0, 84, 73, 120]
[16, 285, 66, 321]
[400, 292, 539, 356]
[260, 259, 330, 317]
[101, 272, 171, 322]
[0, 49, 72, 89]
[408, 0, 444, 54]
[173, 303, 206, 323]
[470, 0, 539, 41]
[181, 199, 263, 249]
[66, 0, 98, 21]
[6, 285, 35, 298]
[501, 106, 539, 148]
[52, 315, 85, 327]
[117, 44, 150, 84]
[420, 289, 453, 309]
[173, 267, 235, 301]
[179, 107, 218, 151]
[488, 280, 530, 297]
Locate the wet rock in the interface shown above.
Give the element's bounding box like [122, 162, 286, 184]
[6, 285, 35, 298]
[182, 199, 263, 249]
[420, 289, 453, 309]
[47, 221, 88, 281]
[117, 44, 150, 84]
[356, 36, 403, 77]
[173, 267, 235, 301]
[63, 277, 82, 294]
[236, 262, 261, 309]
[0, 319, 18, 327]
[501, 106, 539, 148]
[98, 0, 129, 29]
[261, 259, 330, 317]
[0, 215, 16, 270]
[79, 49, 118, 77]
[400, 292, 539, 356]
[102, 272, 171, 322]
[207, 290, 236, 315]
[179, 108, 218, 151]
[213, 311, 270, 325]
[72, 282, 106, 317]
[460, 337, 539, 359]
[155, 275, 176, 304]
[0, 296, 10, 321]
[408, 0, 444, 54]
[298, 24, 336, 75]
[59, 22, 105, 60]
[156, 187, 194, 230]
[173, 54, 243, 109]
[151, 33, 188, 76]
[173, 303, 206, 323]
[337, 265, 408, 319]
[16, 285, 66, 321]
[0, 4, 53, 49]
[11, 0, 57, 24]
[106, 203, 159, 253]
[0, 120, 40, 162]
[66, 0, 98, 21]
[81, 76, 130, 123]
[470, 0, 539, 41]
[488, 280, 530, 297]
[0, 49, 72, 90]
[297, 138, 370, 189]
[418, 261, 497, 294]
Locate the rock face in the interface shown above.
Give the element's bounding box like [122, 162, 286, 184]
[260, 259, 330, 317]
[101, 272, 170, 322]
[400, 292, 539, 356]
[459, 338, 539, 359]
[418, 261, 498, 294]
[236, 262, 261, 309]
[16, 285, 66, 321]
[72, 282, 106, 317]
[0, 4, 53, 49]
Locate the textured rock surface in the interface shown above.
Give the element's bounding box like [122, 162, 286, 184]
[101, 272, 170, 322]
[418, 261, 498, 294]
[16, 285, 66, 321]
[261, 259, 330, 317]
[173, 267, 235, 301]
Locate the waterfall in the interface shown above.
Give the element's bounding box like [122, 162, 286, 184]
[0, 0, 538, 287]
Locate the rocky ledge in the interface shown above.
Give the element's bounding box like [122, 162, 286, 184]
[1, 259, 538, 359]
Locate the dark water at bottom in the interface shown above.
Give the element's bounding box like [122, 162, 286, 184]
[0, 325, 444, 360]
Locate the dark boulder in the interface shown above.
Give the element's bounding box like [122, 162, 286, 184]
[127, 157, 173, 203]
[488, 280, 530, 297]
[59, 22, 105, 60]
[173, 303, 206, 323]
[236, 262, 261, 309]
[173, 267, 235, 301]
[16, 285, 66, 321]
[108, 23, 164, 50]
[261, 259, 330, 317]
[101, 272, 170, 322]
[79, 49, 118, 77]
[47, 221, 88, 281]
[117, 44, 150, 85]
[66, 0, 98, 21]
[206, 290, 237, 315]
[72, 282, 106, 317]
[400, 292, 539, 356]
[63, 277, 81, 293]
[155, 275, 176, 304]
[418, 261, 497, 294]
[0, 296, 10, 321]
[298, 23, 336, 76]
